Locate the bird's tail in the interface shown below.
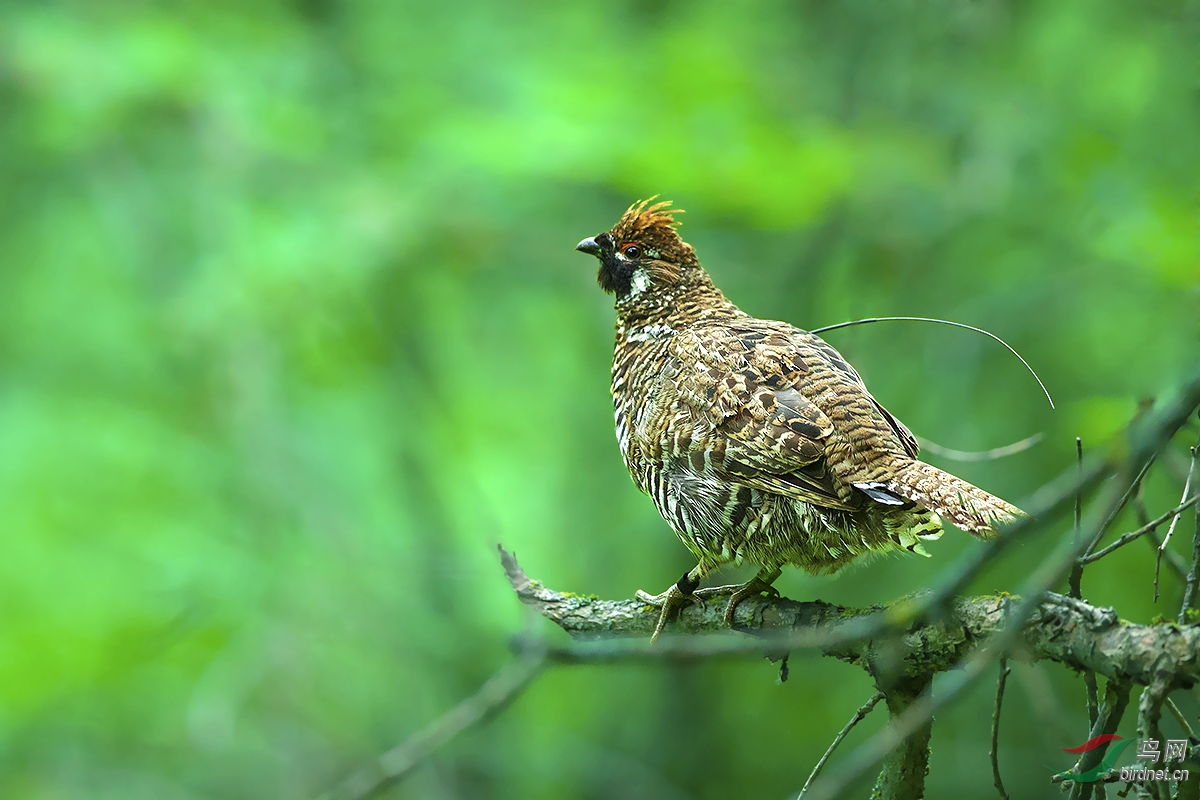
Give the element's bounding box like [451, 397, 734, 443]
[884, 458, 1023, 537]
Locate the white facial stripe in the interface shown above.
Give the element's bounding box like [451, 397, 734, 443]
[628, 269, 650, 298]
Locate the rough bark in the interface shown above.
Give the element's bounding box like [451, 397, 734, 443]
[505, 554, 1200, 692]
[869, 674, 932, 800]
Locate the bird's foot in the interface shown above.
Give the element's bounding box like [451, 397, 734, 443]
[693, 576, 782, 626]
[636, 572, 704, 643]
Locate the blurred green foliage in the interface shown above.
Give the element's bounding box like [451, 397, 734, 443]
[0, 0, 1197, 798]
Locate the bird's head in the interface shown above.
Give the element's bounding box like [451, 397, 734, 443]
[575, 199, 707, 310]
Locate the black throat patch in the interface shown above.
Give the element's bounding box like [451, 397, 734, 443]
[593, 233, 637, 296]
[597, 252, 636, 296]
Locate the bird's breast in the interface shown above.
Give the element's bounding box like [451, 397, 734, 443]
[611, 337, 680, 490]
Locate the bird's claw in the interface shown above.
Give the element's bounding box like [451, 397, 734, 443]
[635, 588, 665, 605]
[636, 584, 704, 642]
[723, 577, 782, 626]
[690, 577, 782, 626]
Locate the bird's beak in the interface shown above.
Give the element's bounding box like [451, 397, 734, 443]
[575, 237, 601, 256]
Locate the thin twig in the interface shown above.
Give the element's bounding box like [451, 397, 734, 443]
[1082, 456, 1157, 560]
[1138, 495, 1189, 581]
[916, 432, 1043, 462]
[1165, 696, 1197, 741]
[1077, 496, 1200, 566]
[1147, 530, 1190, 581]
[1069, 439, 1100, 730]
[796, 692, 884, 798]
[989, 659, 1012, 800]
[1161, 441, 1196, 556]
[1077, 438, 1084, 538]
[1178, 437, 1200, 622]
[1156, 441, 1196, 602]
[322, 654, 546, 800]
[1070, 437, 1085, 600]
[1080, 438, 1089, 525]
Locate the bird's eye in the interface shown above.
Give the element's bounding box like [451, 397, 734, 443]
[622, 244, 641, 259]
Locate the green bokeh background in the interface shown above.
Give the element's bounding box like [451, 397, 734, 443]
[2, 1, 1198, 798]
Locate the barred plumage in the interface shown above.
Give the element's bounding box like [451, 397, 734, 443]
[575, 199, 1023, 638]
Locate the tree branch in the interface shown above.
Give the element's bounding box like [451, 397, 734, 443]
[990, 659, 1012, 800]
[1078, 495, 1200, 566]
[868, 674, 933, 800]
[797, 692, 884, 798]
[320, 653, 546, 800]
[503, 547, 1200, 691]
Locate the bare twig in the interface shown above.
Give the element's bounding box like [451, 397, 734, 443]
[1179, 437, 1200, 623]
[1164, 696, 1197, 741]
[1078, 496, 1200, 566]
[1069, 438, 1100, 731]
[1160, 441, 1196, 557]
[796, 692, 884, 798]
[1069, 437, 1085, 600]
[917, 432, 1043, 462]
[1147, 543, 1189, 581]
[1155, 440, 1196, 602]
[1082, 457, 1157, 561]
[323, 653, 546, 800]
[1076, 438, 1084, 547]
[990, 659, 1012, 800]
[1137, 495, 1189, 581]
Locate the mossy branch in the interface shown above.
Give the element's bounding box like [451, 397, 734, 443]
[503, 547, 1200, 691]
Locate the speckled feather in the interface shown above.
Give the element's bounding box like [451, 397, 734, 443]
[585, 199, 1022, 577]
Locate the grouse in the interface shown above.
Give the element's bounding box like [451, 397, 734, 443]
[575, 199, 1023, 641]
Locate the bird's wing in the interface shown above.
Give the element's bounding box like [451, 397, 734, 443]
[873, 401, 920, 458]
[668, 324, 856, 511]
[800, 334, 921, 459]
